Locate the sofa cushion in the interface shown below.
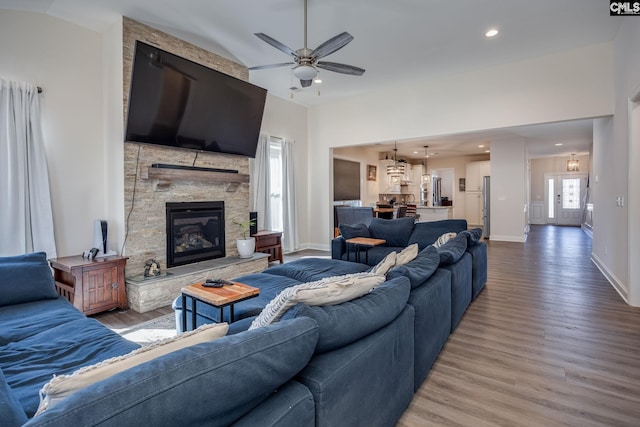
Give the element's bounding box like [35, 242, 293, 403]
[338, 223, 370, 240]
[0, 317, 140, 417]
[0, 368, 27, 427]
[369, 251, 397, 275]
[249, 273, 386, 329]
[433, 232, 457, 248]
[387, 245, 440, 289]
[37, 322, 229, 414]
[460, 228, 483, 246]
[368, 217, 415, 247]
[263, 258, 369, 283]
[280, 277, 411, 353]
[0, 252, 58, 307]
[396, 243, 419, 266]
[437, 233, 469, 265]
[408, 219, 468, 249]
[28, 317, 319, 427]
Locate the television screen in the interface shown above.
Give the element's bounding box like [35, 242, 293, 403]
[125, 41, 267, 158]
[333, 158, 361, 201]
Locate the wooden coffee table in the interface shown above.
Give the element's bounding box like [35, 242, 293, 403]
[345, 237, 386, 264]
[181, 282, 259, 331]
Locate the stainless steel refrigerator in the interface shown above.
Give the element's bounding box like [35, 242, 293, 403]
[432, 177, 442, 206]
[482, 176, 490, 238]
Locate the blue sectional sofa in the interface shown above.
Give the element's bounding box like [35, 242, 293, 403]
[3, 218, 487, 427]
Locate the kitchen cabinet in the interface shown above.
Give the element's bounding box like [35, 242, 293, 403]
[465, 192, 483, 226]
[465, 161, 490, 192]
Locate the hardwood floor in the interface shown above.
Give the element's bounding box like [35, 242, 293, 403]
[96, 227, 640, 425]
[398, 225, 640, 427]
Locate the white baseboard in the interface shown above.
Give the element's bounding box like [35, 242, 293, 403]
[489, 235, 527, 243]
[298, 242, 331, 252]
[591, 253, 629, 303]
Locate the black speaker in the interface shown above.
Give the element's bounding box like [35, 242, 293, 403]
[249, 211, 258, 235]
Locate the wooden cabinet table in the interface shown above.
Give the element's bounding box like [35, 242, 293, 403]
[49, 255, 128, 316]
[253, 230, 283, 264]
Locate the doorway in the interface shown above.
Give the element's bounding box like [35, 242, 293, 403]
[544, 173, 588, 226]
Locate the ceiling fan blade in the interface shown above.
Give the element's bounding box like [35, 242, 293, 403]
[311, 32, 354, 60]
[300, 79, 313, 88]
[317, 61, 365, 76]
[254, 33, 297, 57]
[248, 62, 295, 71]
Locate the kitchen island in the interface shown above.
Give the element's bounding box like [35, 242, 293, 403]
[415, 206, 453, 222]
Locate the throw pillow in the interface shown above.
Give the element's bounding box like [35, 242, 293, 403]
[0, 252, 58, 307]
[36, 322, 229, 415]
[437, 233, 469, 265]
[369, 251, 397, 275]
[368, 217, 415, 247]
[338, 223, 370, 240]
[433, 232, 457, 248]
[249, 273, 386, 329]
[395, 243, 419, 266]
[460, 228, 483, 246]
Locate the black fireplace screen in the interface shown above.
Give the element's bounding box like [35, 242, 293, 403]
[166, 201, 225, 268]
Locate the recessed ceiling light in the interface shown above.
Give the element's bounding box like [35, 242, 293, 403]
[485, 150, 491, 153]
[413, 151, 419, 154]
[485, 28, 499, 38]
[478, 144, 485, 148]
[314, 78, 322, 84]
[555, 143, 563, 146]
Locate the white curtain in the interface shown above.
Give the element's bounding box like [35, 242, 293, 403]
[251, 134, 271, 231]
[281, 139, 299, 253]
[0, 79, 57, 257]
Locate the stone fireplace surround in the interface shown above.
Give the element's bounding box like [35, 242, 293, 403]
[122, 18, 268, 312]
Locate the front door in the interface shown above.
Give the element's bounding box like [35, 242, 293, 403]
[545, 173, 588, 226]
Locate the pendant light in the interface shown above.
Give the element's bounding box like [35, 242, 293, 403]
[386, 141, 405, 176]
[567, 153, 579, 171]
[421, 146, 431, 185]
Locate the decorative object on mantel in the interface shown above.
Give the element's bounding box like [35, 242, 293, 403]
[234, 219, 257, 258]
[567, 153, 579, 171]
[387, 141, 405, 176]
[144, 259, 161, 278]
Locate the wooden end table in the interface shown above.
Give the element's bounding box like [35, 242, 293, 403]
[253, 230, 283, 263]
[181, 282, 259, 331]
[49, 255, 128, 316]
[344, 237, 386, 264]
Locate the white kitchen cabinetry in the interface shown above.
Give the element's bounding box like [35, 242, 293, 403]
[465, 161, 490, 226]
[465, 161, 490, 192]
[465, 192, 483, 226]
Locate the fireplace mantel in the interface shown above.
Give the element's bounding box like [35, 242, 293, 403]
[141, 167, 250, 191]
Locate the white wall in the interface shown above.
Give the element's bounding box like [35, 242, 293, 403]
[0, 11, 105, 256]
[592, 18, 640, 306]
[259, 94, 310, 249]
[308, 43, 614, 245]
[102, 19, 125, 254]
[490, 139, 527, 242]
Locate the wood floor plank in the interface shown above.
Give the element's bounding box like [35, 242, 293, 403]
[397, 225, 640, 427]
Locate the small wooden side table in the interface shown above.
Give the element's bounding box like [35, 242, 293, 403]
[253, 230, 283, 264]
[49, 255, 128, 316]
[345, 237, 386, 264]
[181, 282, 260, 330]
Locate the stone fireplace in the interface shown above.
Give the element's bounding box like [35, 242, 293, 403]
[121, 18, 269, 313]
[166, 201, 225, 268]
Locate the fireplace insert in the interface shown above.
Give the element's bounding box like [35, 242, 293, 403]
[166, 201, 225, 268]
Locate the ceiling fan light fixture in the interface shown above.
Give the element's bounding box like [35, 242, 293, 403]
[293, 64, 318, 80]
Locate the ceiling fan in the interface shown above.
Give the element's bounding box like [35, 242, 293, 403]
[249, 0, 365, 88]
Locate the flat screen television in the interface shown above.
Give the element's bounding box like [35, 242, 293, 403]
[125, 41, 267, 158]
